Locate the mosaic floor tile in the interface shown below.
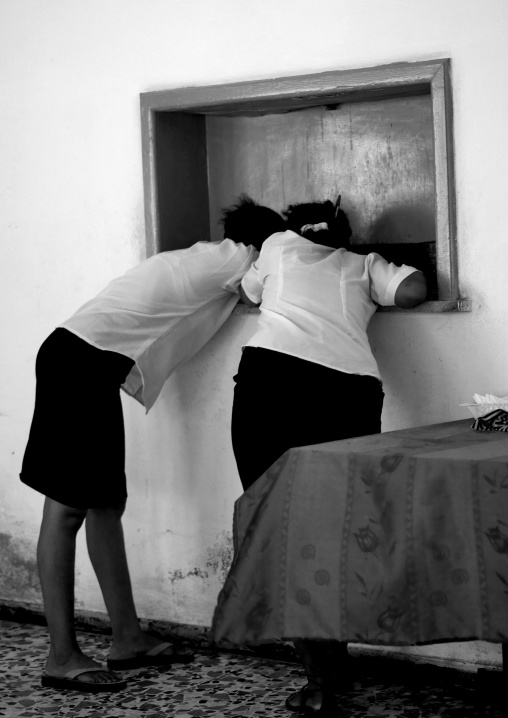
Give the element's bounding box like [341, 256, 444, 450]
[0, 619, 505, 717]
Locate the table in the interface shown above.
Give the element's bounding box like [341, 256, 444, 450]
[211, 419, 508, 663]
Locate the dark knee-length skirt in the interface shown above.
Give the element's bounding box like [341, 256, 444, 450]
[20, 328, 135, 509]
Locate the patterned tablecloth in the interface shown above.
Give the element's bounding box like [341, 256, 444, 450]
[211, 420, 508, 647]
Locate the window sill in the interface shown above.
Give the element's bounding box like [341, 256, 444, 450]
[377, 300, 472, 313]
[234, 299, 472, 315]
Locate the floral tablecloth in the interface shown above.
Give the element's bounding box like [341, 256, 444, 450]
[211, 420, 508, 647]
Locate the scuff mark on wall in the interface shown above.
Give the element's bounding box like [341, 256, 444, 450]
[168, 567, 209, 583]
[0, 532, 41, 601]
[165, 531, 234, 587]
[204, 530, 234, 584]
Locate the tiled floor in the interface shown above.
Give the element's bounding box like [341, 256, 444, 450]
[0, 619, 505, 717]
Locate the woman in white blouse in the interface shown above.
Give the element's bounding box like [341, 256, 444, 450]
[19, 198, 285, 694]
[231, 198, 427, 716]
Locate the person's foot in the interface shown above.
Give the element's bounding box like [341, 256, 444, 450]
[108, 631, 194, 669]
[285, 685, 341, 716]
[43, 652, 125, 690]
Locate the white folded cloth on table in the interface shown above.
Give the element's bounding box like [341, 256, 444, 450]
[473, 393, 508, 404]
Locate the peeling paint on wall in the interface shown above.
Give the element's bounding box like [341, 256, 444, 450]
[204, 531, 234, 584]
[167, 567, 209, 583]
[165, 531, 234, 588]
[0, 532, 41, 601]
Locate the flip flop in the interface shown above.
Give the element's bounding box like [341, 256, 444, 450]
[107, 641, 195, 670]
[41, 666, 127, 693]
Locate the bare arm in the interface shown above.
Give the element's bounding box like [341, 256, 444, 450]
[239, 284, 260, 308]
[394, 271, 427, 308]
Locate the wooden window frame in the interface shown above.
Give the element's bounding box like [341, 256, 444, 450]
[140, 59, 470, 313]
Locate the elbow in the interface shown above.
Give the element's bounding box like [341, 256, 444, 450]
[394, 272, 427, 308]
[396, 292, 426, 309]
[242, 296, 261, 309]
[239, 285, 261, 308]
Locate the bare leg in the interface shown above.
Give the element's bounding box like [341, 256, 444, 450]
[37, 497, 118, 683]
[286, 639, 347, 713]
[85, 501, 188, 660]
[85, 501, 145, 657]
[502, 644, 507, 709]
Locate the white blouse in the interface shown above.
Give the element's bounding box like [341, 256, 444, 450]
[241, 230, 417, 381]
[61, 239, 257, 411]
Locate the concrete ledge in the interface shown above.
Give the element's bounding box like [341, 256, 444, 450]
[234, 300, 473, 314]
[0, 599, 298, 664]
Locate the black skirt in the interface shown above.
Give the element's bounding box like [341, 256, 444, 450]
[20, 328, 135, 509]
[231, 347, 384, 491]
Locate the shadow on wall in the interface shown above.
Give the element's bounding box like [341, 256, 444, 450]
[366, 204, 435, 245]
[369, 311, 464, 431]
[351, 204, 438, 300]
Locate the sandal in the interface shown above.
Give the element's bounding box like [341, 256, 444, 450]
[41, 666, 127, 693]
[107, 641, 194, 670]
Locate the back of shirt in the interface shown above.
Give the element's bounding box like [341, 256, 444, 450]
[61, 239, 257, 410]
[241, 230, 417, 380]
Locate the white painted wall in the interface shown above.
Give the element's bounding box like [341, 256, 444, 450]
[1, 0, 507, 671]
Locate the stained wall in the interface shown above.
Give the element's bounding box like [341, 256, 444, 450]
[1, 0, 507, 671]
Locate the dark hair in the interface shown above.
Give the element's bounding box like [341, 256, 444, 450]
[283, 199, 352, 249]
[220, 194, 286, 251]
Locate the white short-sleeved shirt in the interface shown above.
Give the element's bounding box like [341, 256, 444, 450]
[61, 239, 257, 411]
[241, 230, 418, 381]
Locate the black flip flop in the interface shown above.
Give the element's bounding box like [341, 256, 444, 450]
[107, 641, 195, 670]
[41, 666, 127, 693]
